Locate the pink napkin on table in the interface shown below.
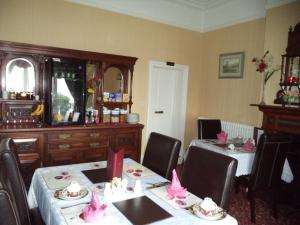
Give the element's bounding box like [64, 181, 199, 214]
[80, 192, 107, 222]
[166, 169, 186, 199]
[243, 138, 255, 152]
[217, 131, 228, 144]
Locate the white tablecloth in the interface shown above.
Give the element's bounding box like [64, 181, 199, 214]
[188, 139, 294, 183]
[28, 158, 238, 225]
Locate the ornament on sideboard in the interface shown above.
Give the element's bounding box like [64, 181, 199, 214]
[287, 76, 298, 85]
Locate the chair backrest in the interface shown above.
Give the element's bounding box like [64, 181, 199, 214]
[181, 146, 237, 210]
[198, 119, 221, 139]
[0, 138, 32, 225]
[142, 132, 181, 180]
[250, 133, 292, 191]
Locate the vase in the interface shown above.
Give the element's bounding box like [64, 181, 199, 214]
[260, 82, 266, 105]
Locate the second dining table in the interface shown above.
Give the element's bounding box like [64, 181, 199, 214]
[188, 139, 294, 183]
[27, 158, 238, 225]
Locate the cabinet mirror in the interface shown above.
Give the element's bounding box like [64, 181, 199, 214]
[5, 58, 35, 93]
[103, 67, 123, 93]
[86, 63, 97, 109]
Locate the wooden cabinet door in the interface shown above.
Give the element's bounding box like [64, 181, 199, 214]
[47, 150, 78, 166]
[113, 130, 140, 161]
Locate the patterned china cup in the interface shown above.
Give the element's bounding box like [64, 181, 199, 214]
[64, 181, 81, 197]
[199, 197, 218, 216]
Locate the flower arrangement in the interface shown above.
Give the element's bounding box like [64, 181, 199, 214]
[252, 50, 280, 84]
[86, 77, 101, 95]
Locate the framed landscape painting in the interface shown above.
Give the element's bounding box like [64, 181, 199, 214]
[219, 52, 245, 78]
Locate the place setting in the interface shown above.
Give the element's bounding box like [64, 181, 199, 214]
[147, 168, 229, 222]
[149, 169, 202, 210]
[42, 170, 80, 190]
[212, 131, 256, 153]
[123, 163, 156, 179]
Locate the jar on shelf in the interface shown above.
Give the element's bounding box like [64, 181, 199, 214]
[103, 109, 111, 123]
[111, 109, 120, 123]
[120, 109, 127, 123]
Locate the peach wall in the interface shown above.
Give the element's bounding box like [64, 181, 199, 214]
[0, 0, 202, 151]
[0, 0, 299, 151]
[200, 19, 266, 127]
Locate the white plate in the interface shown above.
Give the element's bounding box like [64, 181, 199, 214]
[54, 188, 88, 200]
[192, 205, 226, 221]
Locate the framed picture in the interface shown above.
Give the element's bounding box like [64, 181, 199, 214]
[219, 52, 245, 78]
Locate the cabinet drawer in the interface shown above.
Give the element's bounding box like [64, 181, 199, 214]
[47, 137, 109, 151]
[47, 132, 108, 142]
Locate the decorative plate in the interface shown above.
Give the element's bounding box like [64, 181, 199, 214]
[54, 188, 88, 200]
[192, 204, 227, 221]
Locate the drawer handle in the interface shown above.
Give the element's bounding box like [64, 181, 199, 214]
[59, 134, 71, 139]
[58, 144, 70, 149]
[90, 142, 100, 148]
[90, 133, 100, 138]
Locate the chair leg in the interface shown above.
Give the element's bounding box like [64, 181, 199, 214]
[272, 190, 278, 219]
[235, 177, 240, 193]
[249, 189, 256, 223]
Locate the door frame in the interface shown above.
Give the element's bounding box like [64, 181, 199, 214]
[146, 61, 189, 160]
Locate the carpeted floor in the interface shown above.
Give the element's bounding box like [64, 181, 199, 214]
[229, 188, 300, 225]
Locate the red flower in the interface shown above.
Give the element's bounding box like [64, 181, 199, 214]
[258, 62, 267, 71]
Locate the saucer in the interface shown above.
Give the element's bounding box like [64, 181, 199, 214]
[192, 204, 226, 221]
[54, 188, 88, 200]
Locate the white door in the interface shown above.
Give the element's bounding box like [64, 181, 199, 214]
[146, 61, 188, 162]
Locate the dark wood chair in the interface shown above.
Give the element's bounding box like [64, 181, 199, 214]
[142, 132, 181, 180]
[0, 138, 45, 225]
[198, 119, 222, 139]
[180, 146, 237, 211]
[236, 133, 292, 223]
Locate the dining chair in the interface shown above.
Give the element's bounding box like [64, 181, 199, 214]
[198, 119, 222, 139]
[236, 133, 292, 223]
[0, 138, 45, 225]
[180, 146, 237, 211]
[0, 189, 20, 225]
[142, 132, 181, 180]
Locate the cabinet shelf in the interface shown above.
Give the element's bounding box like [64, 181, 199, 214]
[274, 98, 300, 106]
[102, 102, 129, 108]
[0, 99, 41, 103]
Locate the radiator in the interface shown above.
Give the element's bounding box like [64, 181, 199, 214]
[221, 120, 254, 140]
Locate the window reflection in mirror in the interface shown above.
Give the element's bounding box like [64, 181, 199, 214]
[103, 67, 123, 93]
[6, 58, 35, 92]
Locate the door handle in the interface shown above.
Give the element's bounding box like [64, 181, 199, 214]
[154, 111, 164, 114]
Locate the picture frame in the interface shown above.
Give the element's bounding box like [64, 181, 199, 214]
[219, 52, 245, 78]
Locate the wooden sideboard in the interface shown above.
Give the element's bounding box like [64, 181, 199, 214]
[255, 104, 300, 134]
[0, 123, 143, 188]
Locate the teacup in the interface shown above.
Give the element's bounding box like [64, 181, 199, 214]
[199, 197, 218, 216]
[64, 181, 81, 197]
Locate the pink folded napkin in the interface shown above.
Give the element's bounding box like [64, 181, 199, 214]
[217, 131, 228, 144]
[166, 169, 186, 199]
[243, 138, 254, 152]
[80, 192, 107, 222]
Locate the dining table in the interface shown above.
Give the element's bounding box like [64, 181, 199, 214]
[27, 158, 238, 225]
[188, 139, 294, 183]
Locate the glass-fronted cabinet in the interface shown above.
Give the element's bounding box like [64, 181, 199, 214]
[45, 57, 85, 125]
[274, 22, 300, 107]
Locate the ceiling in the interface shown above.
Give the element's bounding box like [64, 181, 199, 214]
[66, 0, 296, 32]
